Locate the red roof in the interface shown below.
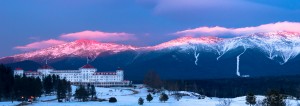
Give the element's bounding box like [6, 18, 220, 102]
[81, 64, 95, 68]
[15, 68, 23, 70]
[40, 65, 53, 69]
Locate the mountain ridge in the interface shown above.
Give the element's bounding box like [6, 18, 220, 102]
[2, 31, 300, 80]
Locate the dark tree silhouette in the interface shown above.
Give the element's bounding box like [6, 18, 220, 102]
[138, 97, 144, 105]
[245, 92, 256, 106]
[159, 93, 168, 103]
[146, 93, 153, 102]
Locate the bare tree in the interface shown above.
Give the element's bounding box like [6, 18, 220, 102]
[144, 71, 162, 89]
[174, 92, 182, 101]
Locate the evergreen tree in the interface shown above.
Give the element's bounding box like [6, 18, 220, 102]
[0, 64, 14, 101]
[34, 77, 43, 97]
[75, 85, 89, 102]
[43, 75, 53, 95]
[138, 97, 144, 105]
[159, 93, 169, 103]
[57, 78, 67, 102]
[25, 77, 35, 99]
[90, 85, 96, 99]
[13, 75, 22, 100]
[52, 75, 59, 92]
[264, 90, 285, 106]
[87, 84, 91, 95]
[66, 82, 72, 102]
[20, 74, 28, 100]
[146, 93, 153, 102]
[246, 92, 256, 106]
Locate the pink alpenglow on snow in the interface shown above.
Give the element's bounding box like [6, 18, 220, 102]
[151, 36, 222, 49]
[9, 39, 138, 62]
[176, 22, 300, 37]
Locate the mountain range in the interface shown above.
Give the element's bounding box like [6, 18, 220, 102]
[1, 31, 300, 80]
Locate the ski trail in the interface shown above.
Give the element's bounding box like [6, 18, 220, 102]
[194, 51, 200, 65]
[236, 48, 247, 77]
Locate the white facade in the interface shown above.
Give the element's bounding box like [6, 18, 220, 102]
[14, 68, 24, 77]
[14, 64, 131, 87]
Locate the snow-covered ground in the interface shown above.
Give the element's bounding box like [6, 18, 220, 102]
[0, 101, 21, 106]
[1, 85, 300, 106]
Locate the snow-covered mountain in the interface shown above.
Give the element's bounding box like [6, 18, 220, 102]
[2, 31, 300, 80]
[150, 31, 300, 65]
[0, 39, 137, 63]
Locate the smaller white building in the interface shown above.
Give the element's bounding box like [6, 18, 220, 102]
[14, 64, 131, 87]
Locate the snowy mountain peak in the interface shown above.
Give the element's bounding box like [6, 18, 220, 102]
[151, 36, 222, 49]
[252, 31, 300, 38]
[74, 39, 100, 44]
[1, 31, 300, 65]
[4, 39, 137, 63]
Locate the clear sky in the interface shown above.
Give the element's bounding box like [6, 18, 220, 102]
[1, 0, 300, 57]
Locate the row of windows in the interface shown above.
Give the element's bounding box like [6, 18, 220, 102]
[81, 70, 96, 73]
[66, 78, 122, 82]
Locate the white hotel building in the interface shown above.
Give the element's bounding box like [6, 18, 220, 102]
[14, 64, 132, 87]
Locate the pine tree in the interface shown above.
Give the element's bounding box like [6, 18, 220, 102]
[90, 85, 96, 99]
[0, 64, 14, 101]
[13, 75, 22, 100]
[159, 93, 169, 103]
[43, 75, 53, 95]
[20, 74, 28, 100]
[146, 93, 153, 102]
[52, 75, 59, 92]
[26, 77, 34, 99]
[264, 90, 285, 106]
[138, 97, 144, 105]
[87, 84, 91, 95]
[57, 78, 68, 102]
[34, 77, 43, 97]
[75, 85, 89, 102]
[246, 92, 256, 106]
[66, 82, 72, 102]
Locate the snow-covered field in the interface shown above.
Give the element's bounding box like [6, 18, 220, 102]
[1, 85, 300, 106]
[0, 101, 21, 106]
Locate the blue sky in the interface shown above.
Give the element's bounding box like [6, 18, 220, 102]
[1, 0, 300, 57]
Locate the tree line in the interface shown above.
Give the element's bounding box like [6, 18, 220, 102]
[144, 70, 293, 106]
[144, 70, 300, 98]
[0, 64, 72, 102]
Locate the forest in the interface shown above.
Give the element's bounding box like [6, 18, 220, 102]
[0, 64, 73, 102]
[144, 71, 300, 98]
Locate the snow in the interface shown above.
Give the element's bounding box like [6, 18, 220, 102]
[38, 95, 57, 102]
[0, 101, 21, 106]
[1, 85, 299, 106]
[236, 48, 246, 77]
[151, 31, 300, 65]
[8, 39, 137, 62]
[2, 31, 300, 65]
[194, 48, 200, 66]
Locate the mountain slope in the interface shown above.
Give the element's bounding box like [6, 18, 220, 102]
[0, 39, 137, 63]
[1, 31, 300, 80]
